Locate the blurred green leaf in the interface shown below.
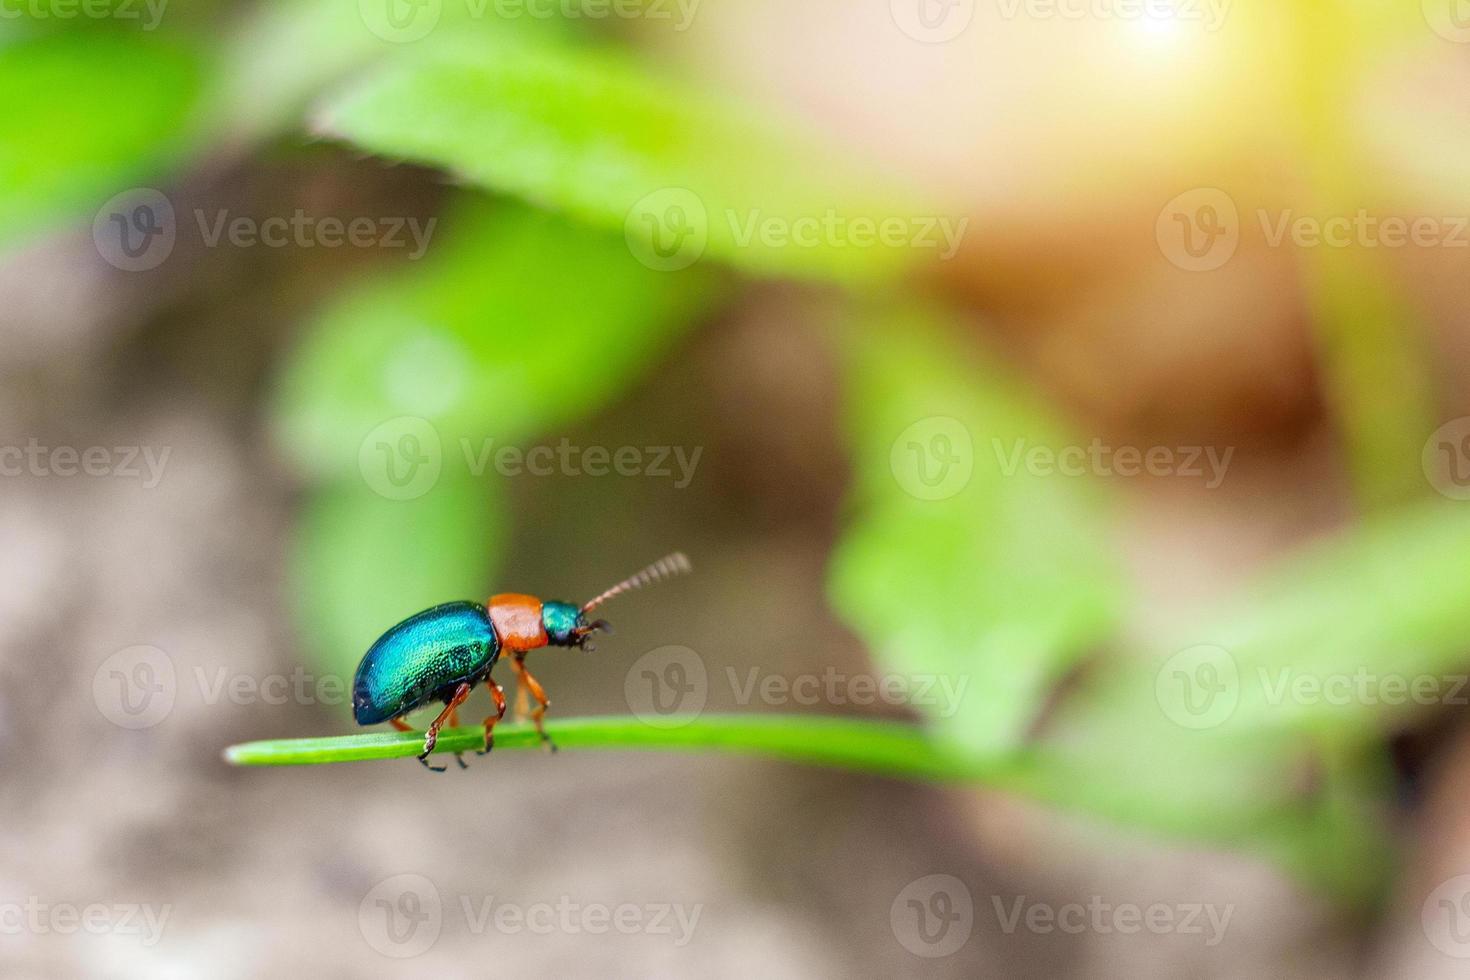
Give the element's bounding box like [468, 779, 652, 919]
[0, 32, 203, 251]
[827, 303, 1124, 756]
[212, 0, 567, 147]
[1280, 0, 1438, 510]
[274, 196, 716, 479]
[315, 31, 925, 282]
[3, 0, 201, 22]
[1030, 501, 1470, 899]
[1148, 501, 1470, 736]
[292, 474, 503, 685]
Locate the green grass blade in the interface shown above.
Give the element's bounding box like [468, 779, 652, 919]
[222, 713, 1386, 901]
[223, 714, 1011, 782]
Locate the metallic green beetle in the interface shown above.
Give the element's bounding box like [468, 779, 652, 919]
[351, 553, 690, 770]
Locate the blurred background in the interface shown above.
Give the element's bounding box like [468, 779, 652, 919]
[6, 0, 1470, 976]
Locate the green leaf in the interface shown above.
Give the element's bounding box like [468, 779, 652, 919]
[1026, 502, 1470, 896]
[274, 196, 716, 480]
[827, 303, 1124, 755]
[291, 474, 503, 684]
[0, 32, 203, 251]
[211, 0, 568, 146]
[315, 31, 924, 282]
[222, 711, 1386, 903]
[1149, 500, 1470, 736]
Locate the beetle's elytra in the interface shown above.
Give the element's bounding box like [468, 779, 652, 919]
[351, 553, 690, 771]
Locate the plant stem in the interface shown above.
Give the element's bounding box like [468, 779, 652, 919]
[223, 713, 1388, 902]
[1283, 0, 1438, 509]
[223, 714, 1025, 782]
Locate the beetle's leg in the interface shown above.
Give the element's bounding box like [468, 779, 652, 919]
[389, 716, 445, 770]
[390, 715, 450, 772]
[509, 654, 556, 753]
[419, 682, 472, 771]
[513, 683, 530, 723]
[479, 681, 507, 755]
[445, 705, 469, 768]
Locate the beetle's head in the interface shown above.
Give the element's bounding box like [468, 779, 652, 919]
[544, 553, 691, 652]
[541, 600, 611, 651]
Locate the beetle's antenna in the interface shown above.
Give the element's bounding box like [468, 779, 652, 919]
[581, 552, 691, 614]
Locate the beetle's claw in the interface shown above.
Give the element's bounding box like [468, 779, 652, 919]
[454, 753, 469, 770]
[417, 731, 448, 772]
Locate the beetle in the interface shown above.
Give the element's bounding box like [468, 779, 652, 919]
[352, 552, 690, 770]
